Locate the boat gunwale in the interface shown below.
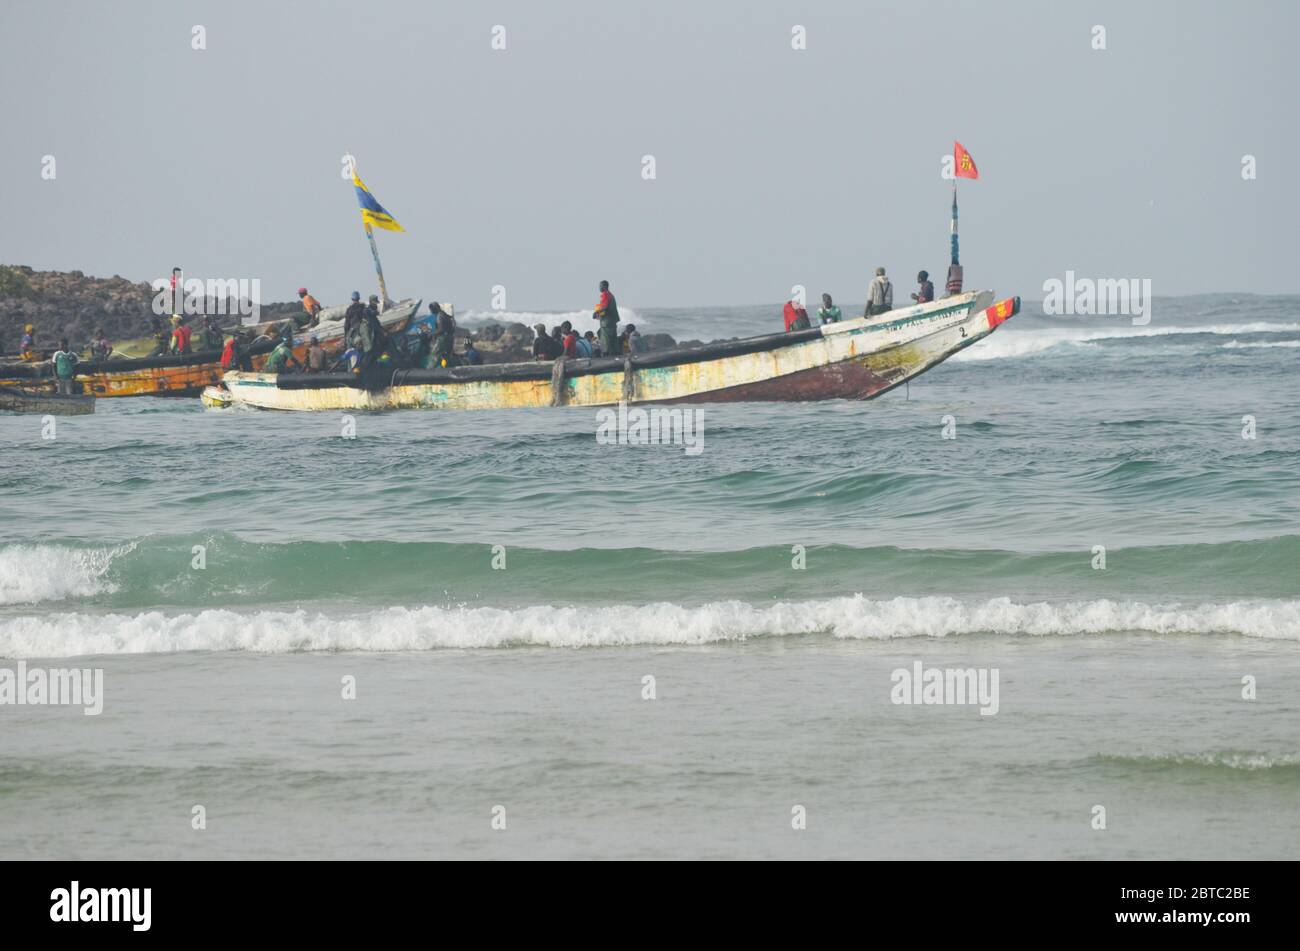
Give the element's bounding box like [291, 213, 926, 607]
[260, 294, 986, 393]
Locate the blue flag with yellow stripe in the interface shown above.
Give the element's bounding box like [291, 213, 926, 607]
[353, 172, 404, 232]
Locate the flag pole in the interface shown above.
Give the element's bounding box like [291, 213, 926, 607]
[946, 180, 963, 295]
[364, 221, 390, 309]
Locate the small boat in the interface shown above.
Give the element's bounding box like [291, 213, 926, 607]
[221, 292, 1019, 412]
[0, 384, 95, 415]
[0, 299, 422, 398]
[200, 385, 234, 408]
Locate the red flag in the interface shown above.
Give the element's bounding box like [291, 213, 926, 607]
[954, 141, 979, 180]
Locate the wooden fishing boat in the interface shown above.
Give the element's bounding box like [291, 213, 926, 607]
[0, 299, 421, 397]
[0, 384, 95, 415]
[221, 292, 1019, 412]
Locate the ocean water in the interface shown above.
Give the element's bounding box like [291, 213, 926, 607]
[2, 294, 1299, 859]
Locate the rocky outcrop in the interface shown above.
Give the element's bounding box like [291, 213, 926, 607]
[0, 265, 296, 356]
[0, 265, 684, 362]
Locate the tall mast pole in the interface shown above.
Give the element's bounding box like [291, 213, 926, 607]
[364, 222, 390, 309]
[946, 181, 963, 295]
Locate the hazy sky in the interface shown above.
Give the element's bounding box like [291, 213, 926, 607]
[1, 0, 1295, 311]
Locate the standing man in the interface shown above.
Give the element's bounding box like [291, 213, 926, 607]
[169, 315, 192, 354]
[343, 291, 366, 349]
[911, 271, 935, 305]
[864, 267, 893, 317]
[201, 316, 224, 352]
[360, 294, 387, 368]
[91, 328, 112, 360]
[593, 280, 620, 359]
[51, 338, 78, 394]
[19, 324, 37, 360]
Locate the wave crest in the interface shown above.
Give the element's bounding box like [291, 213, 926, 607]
[2, 594, 1296, 658]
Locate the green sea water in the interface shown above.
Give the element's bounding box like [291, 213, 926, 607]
[1, 295, 1298, 858]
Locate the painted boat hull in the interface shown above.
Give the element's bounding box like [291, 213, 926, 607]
[0, 299, 421, 397]
[0, 385, 95, 415]
[222, 292, 1018, 412]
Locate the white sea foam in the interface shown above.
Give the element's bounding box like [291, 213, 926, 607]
[955, 321, 1300, 362]
[0, 544, 128, 606]
[1104, 752, 1300, 771]
[1220, 339, 1300, 350]
[2, 595, 1296, 658]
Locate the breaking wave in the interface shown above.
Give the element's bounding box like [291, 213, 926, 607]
[1088, 752, 1300, 773]
[2, 595, 1297, 658]
[1220, 339, 1300, 350]
[0, 544, 130, 606]
[955, 321, 1300, 362]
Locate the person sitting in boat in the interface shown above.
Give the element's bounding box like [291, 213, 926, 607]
[19, 324, 37, 360]
[911, 271, 934, 305]
[264, 337, 299, 373]
[305, 335, 327, 373]
[572, 330, 593, 359]
[593, 280, 620, 358]
[783, 300, 811, 332]
[864, 267, 893, 317]
[463, 337, 483, 366]
[626, 324, 646, 354]
[90, 328, 112, 361]
[168, 315, 193, 355]
[584, 330, 600, 357]
[51, 338, 79, 394]
[532, 324, 551, 361]
[298, 287, 323, 327]
[817, 293, 842, 324]
[560, 321, 579, 358]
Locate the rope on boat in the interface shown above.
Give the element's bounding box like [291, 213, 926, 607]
[550, 356, 567, 406]
[621, 357, 636, 403]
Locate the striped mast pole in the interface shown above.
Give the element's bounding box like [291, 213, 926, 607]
[946, 180, 963, 296]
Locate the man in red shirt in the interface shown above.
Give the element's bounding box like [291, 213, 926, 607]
[561, 320, 579, 357]
[594, 280, 620, 357]
[169, 315, 192, 354]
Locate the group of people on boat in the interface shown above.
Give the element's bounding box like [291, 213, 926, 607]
[782, 268, 937, 331]
[12, 277, 646, 383]
[530, 281, 643, 361]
